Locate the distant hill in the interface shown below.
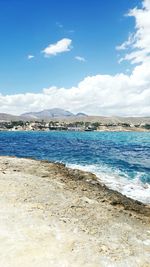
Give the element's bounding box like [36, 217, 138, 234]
[21, 108, 87, 119]
[21, 108, 74, 119]
[61, 115, 150, 125]
[0, 109, 150, 124]
[0, 113, 28, 122]
[76, 112, 88, 117]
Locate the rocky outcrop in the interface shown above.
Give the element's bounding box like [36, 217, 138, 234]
[0, 156, 149, 267]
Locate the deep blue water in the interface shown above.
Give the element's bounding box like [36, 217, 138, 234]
[0, 131, 150, 202]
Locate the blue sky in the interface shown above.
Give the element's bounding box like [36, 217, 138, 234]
[0, 0, 150, 116]
[0, 0, 141, 94]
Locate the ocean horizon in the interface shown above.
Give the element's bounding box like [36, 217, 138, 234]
[0, 131, 149, 204]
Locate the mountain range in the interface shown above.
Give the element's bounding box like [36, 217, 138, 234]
[0, 108, 150, 124]
[0, 109, 87, 121]
[21, 108, 87, 119]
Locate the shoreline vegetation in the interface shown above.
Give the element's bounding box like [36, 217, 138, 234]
[0, 156, 150, 266]
[0, 119, 150, 132]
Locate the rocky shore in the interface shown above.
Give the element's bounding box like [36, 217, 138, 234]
[0, 156, 150, 267]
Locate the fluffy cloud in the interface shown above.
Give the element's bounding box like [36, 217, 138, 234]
[117, 0, 150, 64]
[75, 56, 86, 62]
[42, 38, 72, 56]
[0, 61, 150, 116]
[27, 55, 34, 60]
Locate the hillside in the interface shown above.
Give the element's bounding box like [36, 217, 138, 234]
[0, 113, 28, 122]
[21, 108, 76, 119]
[0, 109, 150, 124]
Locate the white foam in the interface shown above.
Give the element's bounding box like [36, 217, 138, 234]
[67, 163, 150, 204]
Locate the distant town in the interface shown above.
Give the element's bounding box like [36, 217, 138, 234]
[0, 109, 150, 132]
[0, 119, 150, 132]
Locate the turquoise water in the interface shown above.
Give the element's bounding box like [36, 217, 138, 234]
[0, 131, 150, 203]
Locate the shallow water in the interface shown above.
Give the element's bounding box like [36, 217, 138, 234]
[0, 131, 150, 203]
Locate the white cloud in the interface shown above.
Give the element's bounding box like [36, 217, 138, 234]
[117, 0, 150, 64]
[27, 55, 34, 60]
[0, 61, 150, 116]
[116, 33, 135, 51]
[143, 0, 150, 9]
[75, 56, 86, 62]
[42, 38, 72, 57]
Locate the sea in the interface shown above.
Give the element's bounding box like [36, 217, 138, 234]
[0, 131, 150, 204]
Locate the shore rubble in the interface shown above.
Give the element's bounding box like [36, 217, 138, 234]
[0, 156, 149, 267]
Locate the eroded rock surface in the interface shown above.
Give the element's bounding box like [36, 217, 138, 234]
[0, 156, 150, 267]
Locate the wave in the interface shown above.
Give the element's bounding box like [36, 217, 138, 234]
[67, 163, 150, 204]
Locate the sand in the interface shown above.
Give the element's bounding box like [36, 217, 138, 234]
[0, 156, 150, 267]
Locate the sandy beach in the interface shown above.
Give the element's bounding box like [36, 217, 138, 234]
[0, 156, 150, 267]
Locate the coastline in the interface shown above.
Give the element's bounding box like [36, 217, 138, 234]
[0, 128, 150, 132]
[1, 116, 150, 132]
[0, 156, 150, 266]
